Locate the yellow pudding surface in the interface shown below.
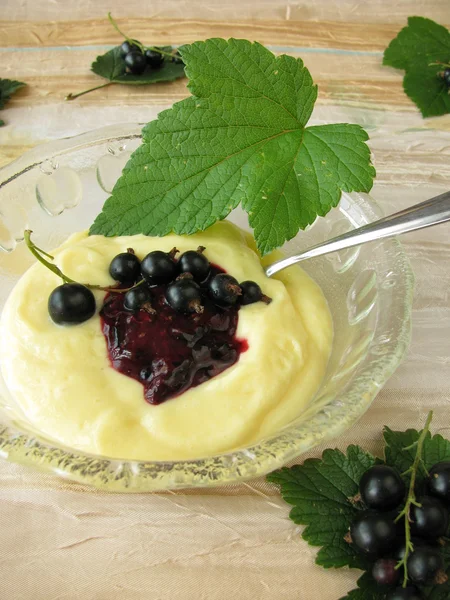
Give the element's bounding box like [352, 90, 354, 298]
[0, 222, 332, 460]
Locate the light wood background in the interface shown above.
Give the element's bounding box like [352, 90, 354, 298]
[1, 2, 450, 600]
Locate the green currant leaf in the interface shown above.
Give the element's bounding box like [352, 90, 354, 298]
[403, 60, 450, 118]
[384, 426, 450, 480]
[267, 445, 375, 569]
[339, 572, 384, 600]
[91, 46, 185, 85]
[383, 16, 450, 117]
[383, 16, 450, 70]
[90, 39, 375, 255]
[0, 78, 26, 121]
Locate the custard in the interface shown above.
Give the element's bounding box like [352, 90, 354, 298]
[0, 222, 332, 460]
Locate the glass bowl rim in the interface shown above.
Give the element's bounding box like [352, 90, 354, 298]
[0, 124, 414, 491]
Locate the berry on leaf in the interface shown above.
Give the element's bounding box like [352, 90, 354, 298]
[109, 249, 141, 284]
[120, 40, 141, 57]
[428, 461, 450, 504]
[407, 546, 445, 585]
[171, 50, 184, 64]
[348, 511, 398, 557]
[209, 273, 242, 306]
[387, 587, 423, 600]
[125, 51, 147, 75]
[141, 248, 179, 284]
[442, 68, 450, 88]
[145, 48, 165, 68]
[48, 283, 96, 325]
[359, 465, 406, 511]
[372, 558, 401, 586]
[410, 496, 449, 540]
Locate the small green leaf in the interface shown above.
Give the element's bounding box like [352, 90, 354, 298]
[0, 78, 26, 125]
[403, 61, 450, 118]
[383, 16, 450, 70]
[383, 16, 450, 118]
[91, 46, 185, 85]
[91, 47, 125, 81]
[384, 426, 450, 477]
[267, 445, 375, 569]
[339, 572, 384, 600]
[0, 78, 26, 104]
[90, 39, 375, 255]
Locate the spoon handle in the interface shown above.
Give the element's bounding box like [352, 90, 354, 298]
[265, 190, 450, 278]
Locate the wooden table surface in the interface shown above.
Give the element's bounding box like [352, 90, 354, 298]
[1, 2, 450, 599]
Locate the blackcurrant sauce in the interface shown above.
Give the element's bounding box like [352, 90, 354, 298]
[100, 264, 248, 405]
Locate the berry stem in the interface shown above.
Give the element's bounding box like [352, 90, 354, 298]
[24, 230, 144, 294]
[394, 410, 434, 588]
[107, 12, 176, 59]
[36, 247, 55, 260]
[105, 279, 146, 294]
[429, 61, 450, 68]
[65, 82, 114, 101]
[147, 45, 177, 59]
[107, 12, 146, 54]
[24, 230, 76, 284]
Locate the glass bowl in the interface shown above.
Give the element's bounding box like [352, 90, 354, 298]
[0, 124, 413, 491]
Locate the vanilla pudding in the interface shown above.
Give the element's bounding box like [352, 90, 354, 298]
[0, 221, 332, 460]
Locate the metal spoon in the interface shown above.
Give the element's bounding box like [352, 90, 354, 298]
[265, 190, 450, 277]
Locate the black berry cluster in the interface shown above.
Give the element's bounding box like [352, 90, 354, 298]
[46, 245, 272, 325]
[118, 38, 183, 75]
[120, 41, 168, 75]
[122, 246, 272, 316]
[346, 463, 450, 598]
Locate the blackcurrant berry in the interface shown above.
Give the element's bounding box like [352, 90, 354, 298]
[239, 280, 263, 305]
[48, 283, 96, 325]
[141, 248, 178, 284]
[165, 278, 203, 314]
[145, 48, 165, 68]
[387, 587, 423, 600]
[171, 50, 184, 64]
[349, 511, 398, 557]
[410, 496, 449, 540]
[428, 461, 450, 504]
[123, 285, 153, 313]
[239, 280, 272, 305]
[442, 68, 450, 87]
[120, 40, 141, 57]
[124, 51, 147, 75]
[178, 247, 210, 282]
[359, 465, 406, 511]
[209, 273, 242, 306]
[407, 546, 444, 584]
[372, 558, 401, 587]
[109, 250, 141, 284]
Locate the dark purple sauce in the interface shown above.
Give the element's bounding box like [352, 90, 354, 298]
[100, 265, 248, 405]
